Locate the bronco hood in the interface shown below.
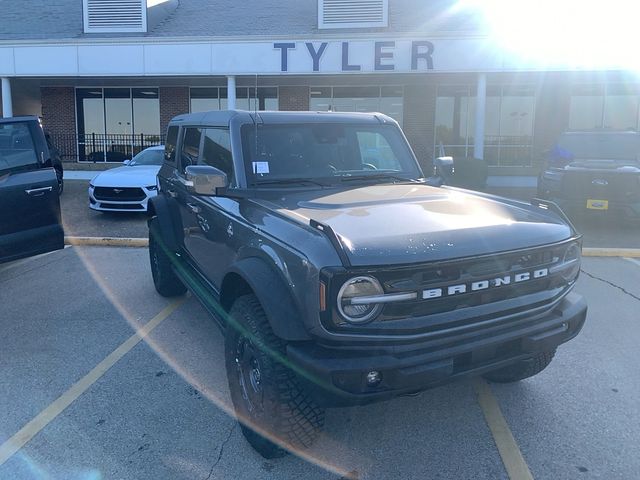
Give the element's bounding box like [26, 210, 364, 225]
[257, 184, 572, 266]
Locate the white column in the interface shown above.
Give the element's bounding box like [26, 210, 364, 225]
[1, 78, 13, 118]
[473, 73, 486, 160]
[227, 76, 236, 110]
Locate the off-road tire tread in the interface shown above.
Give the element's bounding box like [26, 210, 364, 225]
[148, 228, 187, 297]
[226, 294, 324, 458]
[483, 349, 556, 383]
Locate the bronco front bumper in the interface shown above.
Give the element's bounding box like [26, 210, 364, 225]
[288, 292, 587, 407]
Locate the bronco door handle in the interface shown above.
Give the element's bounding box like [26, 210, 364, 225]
[186, 202, 201, 214]
[25, 186, 53, 196]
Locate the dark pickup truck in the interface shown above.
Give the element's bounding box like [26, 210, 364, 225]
[148, 110, 587, 458]
[538, 130, 640, 217]
[0, 116, 64, 263]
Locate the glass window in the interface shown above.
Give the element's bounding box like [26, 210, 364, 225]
[0, 122, 38, 174]
[309, 86, 403, 125]
[179, 127, 202, 173]
[201, 128, 234, 184]
[129, 148, 164, 166]
[164, 126, 179, 164]
[132, 88, 160, 136]
[356, 131, 402, 171]
[191, 88, 220, 113]
[604, 84, 639, 130]
[569, 85, 605, 130]
[191, 87, 278, 112]
[241, 123, 420, 184]
[434, 85, 476, 159]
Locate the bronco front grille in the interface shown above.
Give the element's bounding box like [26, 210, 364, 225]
[323, 241, 575, 335]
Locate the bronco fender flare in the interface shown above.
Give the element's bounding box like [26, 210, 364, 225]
[224, 257, 311, 342]
[147, 196, 180, 252]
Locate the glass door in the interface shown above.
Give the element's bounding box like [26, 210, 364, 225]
[104, 88, 133, 162]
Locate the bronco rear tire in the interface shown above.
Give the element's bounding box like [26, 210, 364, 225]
[149, 228, 187, 297]
[225, 294, 324, 459]
[483, 350, 556, 383]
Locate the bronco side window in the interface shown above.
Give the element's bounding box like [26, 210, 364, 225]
[164, 126, 179, 165]
[179, 127, 202, 174]
[201, 128, 234, 186]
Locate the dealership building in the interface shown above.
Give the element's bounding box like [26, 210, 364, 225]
[0, 0, 637, 182]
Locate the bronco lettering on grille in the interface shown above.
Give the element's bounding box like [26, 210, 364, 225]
[422, 268, 549, 300]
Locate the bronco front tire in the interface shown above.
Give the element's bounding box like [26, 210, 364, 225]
[149, 228, 187, 297]
[483, 350, 556, 383]
[225, 294, 324, 458]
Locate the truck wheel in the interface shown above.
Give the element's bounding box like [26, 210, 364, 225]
[225, 294, 324, 459]
[483, 350, 556, 383]
[148, 229, 186, 297]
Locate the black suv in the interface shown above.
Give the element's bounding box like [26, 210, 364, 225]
[148, 111, 587, 458]
[0, 116, 64, 263]
[538, 130, 640, 217]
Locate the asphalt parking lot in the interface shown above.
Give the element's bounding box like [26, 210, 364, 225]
[1, 245, 640, 479]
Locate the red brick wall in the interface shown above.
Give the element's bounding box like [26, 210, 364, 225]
[403, 83, 437, 171]
[41, 87, 76, 136]
[278, 86, 310, 111]
[159, 86, 189, 134]
[41, 87, 77, 161]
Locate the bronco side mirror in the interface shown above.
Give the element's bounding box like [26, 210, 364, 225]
[185, 165, 228, 195]
[434, 156, 454, 180]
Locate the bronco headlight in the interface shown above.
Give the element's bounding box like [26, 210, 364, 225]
[561, 242, 581, 283]
[337, 276, 384, 324]
[549, 242, 581, 284]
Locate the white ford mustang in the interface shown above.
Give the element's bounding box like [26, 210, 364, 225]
[88, 145, 164, 212]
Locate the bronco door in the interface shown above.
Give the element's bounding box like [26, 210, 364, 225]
[0, 120, 64, 263]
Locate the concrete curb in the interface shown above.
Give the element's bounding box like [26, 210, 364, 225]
[62, 237, 640, 258]
[64, 236, 148, 248]
[582, 248, 640, 258]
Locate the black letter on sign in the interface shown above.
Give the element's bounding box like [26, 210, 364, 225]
[274, 42, 296, 72]
[306, 42, 328, 72]
[375, 41, 395, 71]
[341, 42, 361, 71]
[411, 41, 434, 70]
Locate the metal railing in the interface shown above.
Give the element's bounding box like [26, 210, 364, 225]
[48, 133, 165, 163]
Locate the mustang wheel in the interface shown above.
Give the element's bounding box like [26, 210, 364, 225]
[483, 350, 556, 383]
[225, 294, 324, 458]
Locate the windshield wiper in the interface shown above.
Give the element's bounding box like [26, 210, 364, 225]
[338, 174, 421, 184]
[254, 178, 329, 187]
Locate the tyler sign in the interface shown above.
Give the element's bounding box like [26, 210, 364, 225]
[273, 40, 434, 72]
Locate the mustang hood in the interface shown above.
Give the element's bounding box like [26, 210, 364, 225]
[92, 165, 160, 188]
[260, 184, 573, 266]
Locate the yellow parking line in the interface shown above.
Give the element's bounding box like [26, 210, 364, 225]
[64, 236, 148, 248]
[582, 248, 640, 258]
[473, 378, 534, 480]
[0, 297, 186, 466]
[624, 257, 640, 268]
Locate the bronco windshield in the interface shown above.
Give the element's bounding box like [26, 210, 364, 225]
[556, 133, 640, 161]
[241, 123, 422, 185]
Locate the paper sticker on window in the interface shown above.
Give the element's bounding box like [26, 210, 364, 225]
[252, 161, 270, 174]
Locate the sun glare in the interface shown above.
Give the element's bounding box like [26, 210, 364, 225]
[459, 0, 640, 71]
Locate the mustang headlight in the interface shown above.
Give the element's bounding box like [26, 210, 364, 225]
[337, 276, 384, 324]
[146, 185, 158, 191]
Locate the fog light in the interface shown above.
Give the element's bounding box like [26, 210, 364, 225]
[366, 370, 382, 386]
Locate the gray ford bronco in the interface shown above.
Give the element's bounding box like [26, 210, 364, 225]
[147, 110, 587, 458]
